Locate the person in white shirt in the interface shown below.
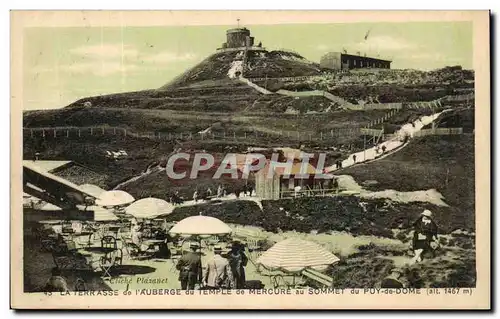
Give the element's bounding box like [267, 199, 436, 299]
[203, 246, 232, 289]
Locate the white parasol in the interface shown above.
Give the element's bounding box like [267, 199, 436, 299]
[125, 198, 174, 219]
[169, 215, 231, 236]
[257, 237, 340, 272]
[95, 190, 135, 207]
[79, 184, 106, 198]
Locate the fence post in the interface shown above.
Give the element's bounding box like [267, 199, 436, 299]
[90, 127, 93, 135]
[124, 129, 127, 137]
[30, 129, 33, 138]
[233, 131, 236, 140]
[113, 128, 116, 135]
[331, 129, 333, 137]
[42, 130, 45, 138]
[66, 130, 69, 138]
[78, 129, 81, 137]
[102, 127, 104, 135]
[53, 129, 57, 138]
[320, 132, 323, 140]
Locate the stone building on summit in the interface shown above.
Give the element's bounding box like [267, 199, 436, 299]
[218, 27, 263, 50]
[320, 52, 392, 70]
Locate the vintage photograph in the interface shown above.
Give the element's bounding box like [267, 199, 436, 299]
[11, 10, 490, 309]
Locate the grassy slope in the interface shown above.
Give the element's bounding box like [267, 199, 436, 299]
[342, 135, 475, 230]
[23, 135, 176, 188]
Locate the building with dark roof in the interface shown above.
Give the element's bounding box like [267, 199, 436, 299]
[320, 52, 392, 70]
[23, 160, 109, 188]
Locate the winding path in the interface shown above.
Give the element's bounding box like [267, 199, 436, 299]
[324, 109, 450, 173]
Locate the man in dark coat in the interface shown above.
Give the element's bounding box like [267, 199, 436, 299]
[176, 242, 203, 290]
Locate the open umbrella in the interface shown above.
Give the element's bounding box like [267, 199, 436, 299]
[79, 184, 106, 198]
[257, 238, 340, 272]
[169, 215, 231, 236]
[124, 197, 174, 219]
[95, 190, 135, 207]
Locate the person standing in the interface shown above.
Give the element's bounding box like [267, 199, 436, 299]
[203, 246, 232, 289]
[217, 185, 223, 198]
[206, 187, 213, 198]
[228, 241, 248, 289]
[193, 190, 199, 203]
[333, 177, 339, 194]
[352, 154, 357, 163]
[131, 222, 143, 247]
[176, 242, 203, 290]
[411, 210, 439, 264]
[247, 184, 253, 197]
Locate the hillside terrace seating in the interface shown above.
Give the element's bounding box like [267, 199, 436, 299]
[51, 239, 94, 273]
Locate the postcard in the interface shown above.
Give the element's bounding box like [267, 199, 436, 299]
[10, 10, 490, 309]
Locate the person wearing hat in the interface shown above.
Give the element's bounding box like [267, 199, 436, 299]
[379, 267, 407, 289]
[227, 241, 248, 289]
[176, 242, 203, 290]
[203, 245, 232, 289]
[411, 209, 439, 264]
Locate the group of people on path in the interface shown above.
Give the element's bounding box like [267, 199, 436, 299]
[193, 184, 254, 203]
[176, 241, 248, 290]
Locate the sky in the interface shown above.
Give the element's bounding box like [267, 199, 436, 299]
[23, 21, 473, 110]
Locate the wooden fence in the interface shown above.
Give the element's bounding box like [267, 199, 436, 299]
[382, 127, 463, 140]
[22, 126, 362, 143]
[360, 128, 384, 136]
[364, 109, 400, 129]
[413, 127, 464, 137]
[362, 103, 403, 110]
[442, 93, 474, 102]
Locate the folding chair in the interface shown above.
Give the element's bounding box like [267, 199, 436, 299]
[100, 254, 117, 279]
[101, 236, 117, 250]
[99, 249, 122, 279]
[61, 221, 75, 240]
[51, 239, 90, 272]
